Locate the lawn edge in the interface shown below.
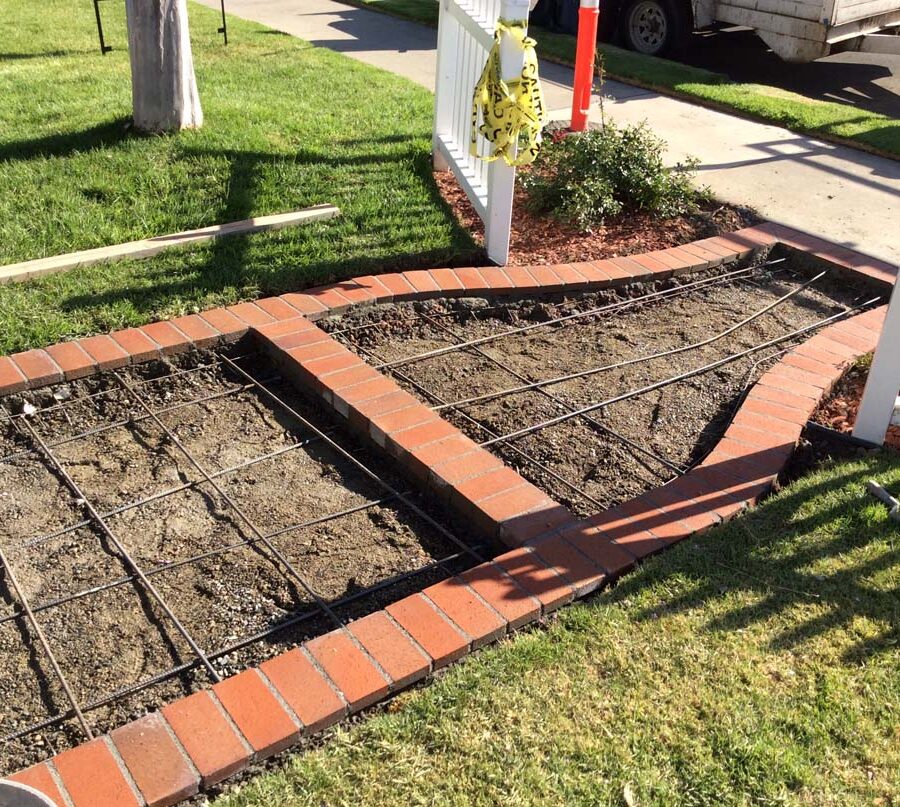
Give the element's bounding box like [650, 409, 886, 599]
[3, 224, 896, 807]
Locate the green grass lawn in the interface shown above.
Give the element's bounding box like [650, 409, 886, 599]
[347, 0, 900, 159]
[0, 0, 474, 354]
[214, 453, 900, 806]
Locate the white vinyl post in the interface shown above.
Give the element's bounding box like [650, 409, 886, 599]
[852, 282, 900, 445]
[484, 0, 530, 266]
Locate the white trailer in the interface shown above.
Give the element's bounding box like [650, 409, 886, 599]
[613, 0, 900, 61]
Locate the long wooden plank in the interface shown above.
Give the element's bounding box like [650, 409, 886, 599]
[0, 204, 341, 285]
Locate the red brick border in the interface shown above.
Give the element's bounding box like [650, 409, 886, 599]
[2, 226, 895, 807]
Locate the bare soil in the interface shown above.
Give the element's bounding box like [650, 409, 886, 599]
[325, 258, 880, 518]
[0, 350, 478, 773]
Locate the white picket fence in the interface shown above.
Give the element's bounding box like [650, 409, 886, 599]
[433, 0, 531, 265]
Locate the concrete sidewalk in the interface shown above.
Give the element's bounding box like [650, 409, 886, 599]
[195, 0, 899, 265]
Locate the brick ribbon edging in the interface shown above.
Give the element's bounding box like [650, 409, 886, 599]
[3, 225, 895, 807]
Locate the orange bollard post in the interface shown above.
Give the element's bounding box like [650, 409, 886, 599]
[570, 0, 600, 131]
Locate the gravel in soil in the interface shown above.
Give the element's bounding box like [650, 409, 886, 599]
[0, 349, 480, 773]
[325, 258, 882, 518]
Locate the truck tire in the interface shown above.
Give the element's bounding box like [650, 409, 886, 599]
[619, 0, 687, 55]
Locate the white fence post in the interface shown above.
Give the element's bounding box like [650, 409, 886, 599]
[852, 284, 900, 445]
[433, 0, 532, 265]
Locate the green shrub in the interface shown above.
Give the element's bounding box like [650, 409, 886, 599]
[520, 123, 701, 230]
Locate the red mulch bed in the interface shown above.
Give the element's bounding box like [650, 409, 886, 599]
[813, 363, 900, 449]
[434, 170, 759, 266]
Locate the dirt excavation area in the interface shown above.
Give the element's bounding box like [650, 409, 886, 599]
[0, 350, 478, 773]
[326, 257, 882, 519]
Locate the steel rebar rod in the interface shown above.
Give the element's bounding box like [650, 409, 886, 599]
[2, 541, 484, 744]
[19, 419, 222, 684]
[481, 300, 879, 448]
[0, 543, 94, 740]
[218, 355, 485, 563]
[347, 339, 611, 511]
[2, 495, 396, 628]
[431, 270, 828, 416]
[418, 312, 686, 476]
[372, 263, 772, 372]
[113, 372, 347, 631]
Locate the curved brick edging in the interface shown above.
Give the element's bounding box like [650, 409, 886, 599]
[3, 225, 896, 807]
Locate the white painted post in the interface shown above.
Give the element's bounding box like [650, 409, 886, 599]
[484, 0, 531, 266]
[852, 283, 900, 445]
[432, 0, 453, 172]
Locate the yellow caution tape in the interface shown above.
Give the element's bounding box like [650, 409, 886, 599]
[471, 19, 546, 167]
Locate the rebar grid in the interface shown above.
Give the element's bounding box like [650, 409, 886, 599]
[0, 351, 484, 750]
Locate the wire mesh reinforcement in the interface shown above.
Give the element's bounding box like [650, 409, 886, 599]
[0, 351, 485, 751]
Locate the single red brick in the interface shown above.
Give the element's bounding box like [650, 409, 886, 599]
[257, 296, 305, 321]
[302, 350, 363, 379]
[424, 577, 507, 647]
[661, 247, 703, 274]
[276, 326, 331, 352]
[500, 501, 575, 546]
[645, 249, 686, 271]
[477, 266, 516, 290]
[112, 327, 160, 363]
[478, 484, 556, 524]
[403, 269, 441, 295]
[334, 376, 399, 417]
[741, 396, 808, 426]
[823, 328, 874, 354]
[503, 265, 542, 291]
[631, 252, 672, 276]
[332, 281, 377, 306]
[747, 384, 816, 415]
[306, 629, 390, 711]
[729, 225, 779, 247]
[429, 447, 505, 490]
[695, 237, 740, 260]
[587, 505, 666, 558]
[281, 293, 329, 317]
[679, 242, 724, 267]
[529, 534, 606, 596]
[767, 362, 831, 392]
[386, 593, 469, 667]
[377, 273, 417, 299]
[12, 349, 61, 387]
[454, 267, 490, 291]
[732, 410, 803, 441]
[260, 648, 346, 733]
[370, 405, 438, 446]
[524, 263, 564, 288]
[572, 261, 613, 285]
[563, 524, 636, 577]
[390, 418, 459, 454]
[8, 763, 66, 806]
[111, 712, 199, 807]
[428, 267, 465, 293]
[141, 320, 190, 355]
[0, 356, 27, 393]
[162, 691, 249, 786]
[227, 302, 274, 327]
[42, 342, 96, 382]
[610, 256, 651, 279]
[548, 262, 590, 287]
[353, 275, 394, 302]
[407, 433, 482, 484]
[756, 371, 821, 403]
[78, 334, 130, 370]
[782, 351, 837, 378]
[319, 365, 380, 395]
[461, 562, 541, 629]
[348, 611, 431, 689]
[493, 546, 574, 612]
[199, 308, 248, 341]
[304, 285, 354, 312]
[590, 259, 630, 282]
[171, 314, 221, 349]
[353, 389, 420, 423]
[453, 466, 529, 504]
[213, 669, 300, 758]
[54, 738, 141, 807]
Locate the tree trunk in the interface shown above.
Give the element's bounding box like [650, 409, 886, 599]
[124, 0, 203, 133]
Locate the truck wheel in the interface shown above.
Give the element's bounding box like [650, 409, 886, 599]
[619, 0, 686, 55]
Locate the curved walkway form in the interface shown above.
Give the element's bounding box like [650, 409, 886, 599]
[2, 224, 895, 807]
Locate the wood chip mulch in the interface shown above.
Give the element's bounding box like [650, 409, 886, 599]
[812, 363, 900, 449]
[434, 170, 759, 266]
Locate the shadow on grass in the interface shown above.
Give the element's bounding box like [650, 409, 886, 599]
[53, 140, 477, 317]
[0, 117, 134, 163]
[612, 457, 899, 664]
